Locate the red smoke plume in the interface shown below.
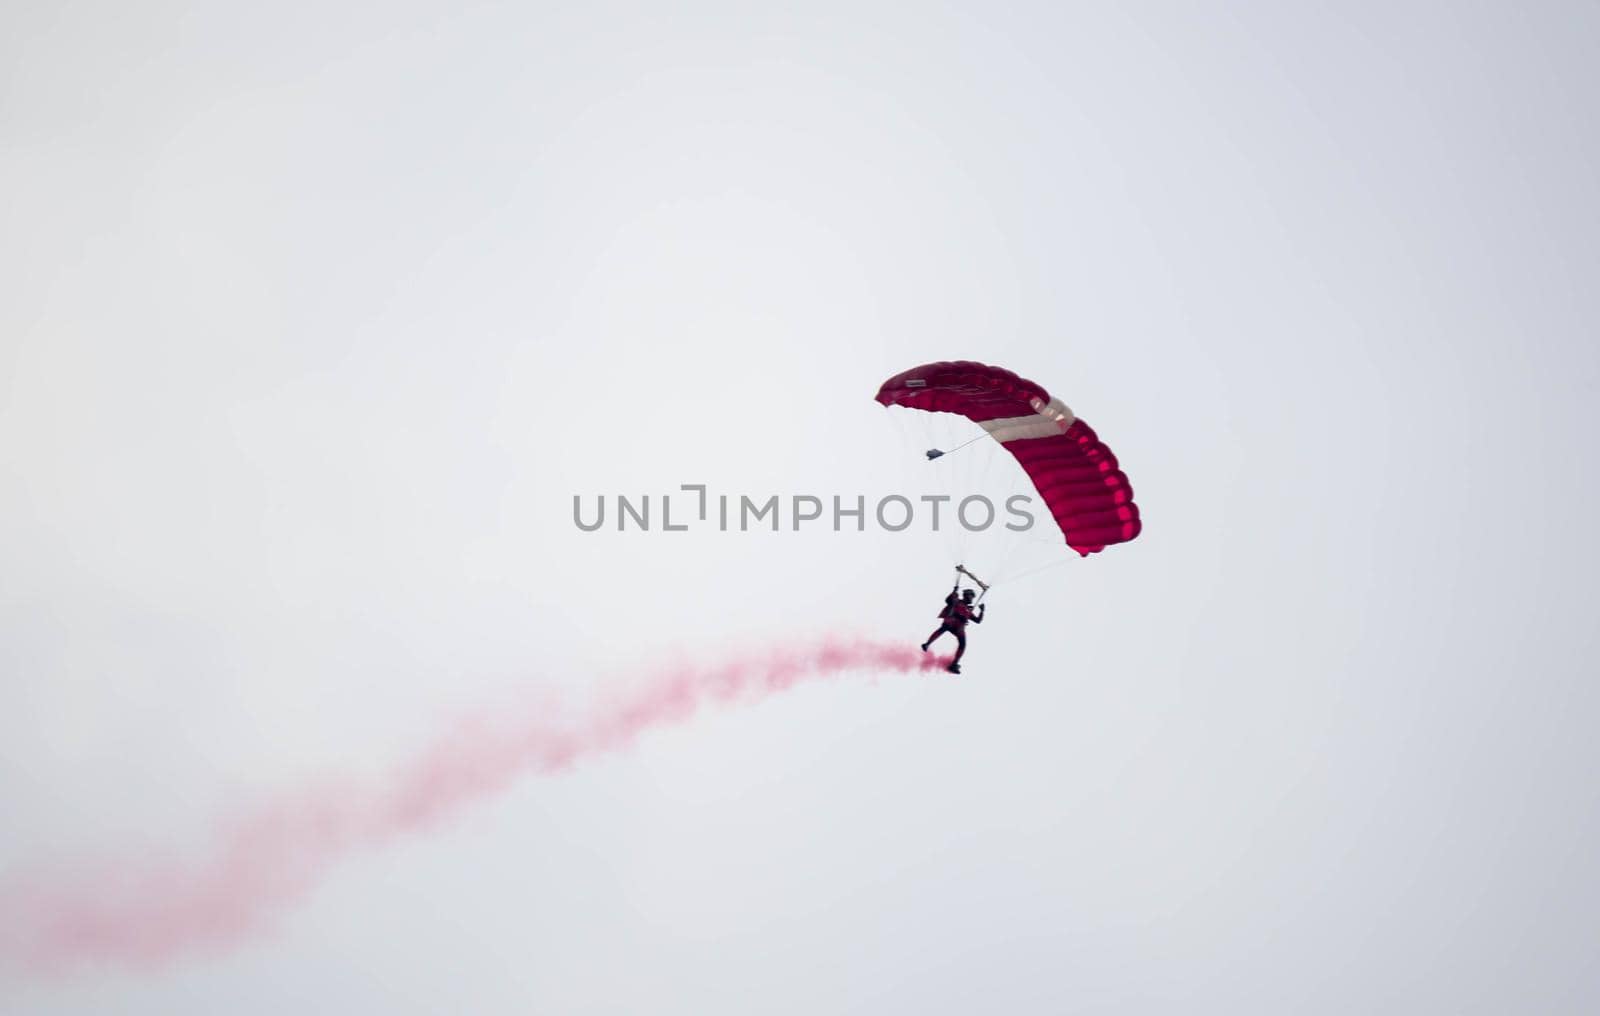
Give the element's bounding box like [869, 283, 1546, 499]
[1, 638, 951, 972]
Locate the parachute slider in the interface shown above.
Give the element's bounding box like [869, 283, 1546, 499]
[927, 432, 989, 461]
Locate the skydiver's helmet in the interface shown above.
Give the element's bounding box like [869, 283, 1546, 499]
[962, 589, 976, 602]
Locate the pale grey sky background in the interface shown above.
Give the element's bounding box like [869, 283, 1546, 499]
[3, 2, 1598, 1013]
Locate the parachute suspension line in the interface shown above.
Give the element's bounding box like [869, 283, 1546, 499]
[972, 428, 1005, 568]
[933, 419, 983, 567]
[992, 556, 1074, 588]
[987, 532, 1032, 588]
[960, 423, 1011, 569]
[987, 533, 1073, 586]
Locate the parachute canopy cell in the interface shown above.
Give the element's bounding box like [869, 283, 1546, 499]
[875, 361, 1141, 556]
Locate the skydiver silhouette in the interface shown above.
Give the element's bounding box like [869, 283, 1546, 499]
[922, 582, 984, 674]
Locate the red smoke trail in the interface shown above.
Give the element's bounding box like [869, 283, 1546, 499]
[0, 638, 951, 973]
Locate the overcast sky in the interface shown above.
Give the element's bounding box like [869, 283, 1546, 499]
[3, 2, 1598, 1013]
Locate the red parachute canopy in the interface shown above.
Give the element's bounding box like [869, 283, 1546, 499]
[875, 361, 1141, 556]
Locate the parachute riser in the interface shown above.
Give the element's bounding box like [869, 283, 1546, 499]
[955, 563, 991, 602]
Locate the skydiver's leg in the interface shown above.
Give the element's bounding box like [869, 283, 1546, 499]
[921, 626, 948, 651]
[944, 629, 967, 673]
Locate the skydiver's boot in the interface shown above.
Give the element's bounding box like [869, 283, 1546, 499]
[920, 641, 930, 652]
[947, 662, 961, 674]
